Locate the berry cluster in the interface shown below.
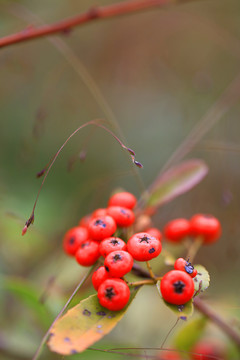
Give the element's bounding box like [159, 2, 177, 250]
[164, 214, 221, 244]
[62, 191, 221, 311]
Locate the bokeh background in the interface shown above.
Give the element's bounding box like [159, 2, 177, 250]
[1, 0, 240, 359]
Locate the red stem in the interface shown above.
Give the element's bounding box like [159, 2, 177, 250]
[0, 0, 187, 49]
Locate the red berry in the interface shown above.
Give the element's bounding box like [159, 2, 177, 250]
[160, 270, 195, 305]
[127, 232, 162, 261]
[91, 208, 108, 219]
[79, 214, 91, 228]
[190, 214, 221, 244]
[75, 240, 100, 266]
[63, 226, 88, 256]
[97, 278, 130, 311]
[104, 250, 133, 277]
[108, 191, 137, 209]
[107, 206, 135, 227]
[99, 237, 127, 257]
[191, 341, 226, 360]
[157, 350, 182, 360]
[145, 227, 162, 241]
[174, 258, 197, 278]
[92, 266, 110, 290]
[164, 218, 190, 242]
[88, 215, 117, 241]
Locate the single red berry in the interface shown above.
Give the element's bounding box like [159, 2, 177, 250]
[88, 215, 117, 241]
[174, 258, 197, 278]
[108, 191, 137, 209]
[92, 266, 110, 290]
[157, 350, 182, 360]
[127, 232, 162, 261]
[160, 270, 195, 305]
[190, 214, 221, 244]
[63, 226, 89, 256]
[91, 208, 108, 219]
[191, 341, 226, 360]
[107, 206, 135, 227]
[79, 214, 92, 228]
[104, 250, 133, 277]
[75, 240, 100, 266]
[164, 218, 191, 242]
[97, 278, 130, 311]
[99, 237, 127, 257]
[145, 227, 162, 241]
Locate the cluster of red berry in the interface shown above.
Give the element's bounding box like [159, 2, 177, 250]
[164, 215, 221, 244]
[62, 191, 221, 311]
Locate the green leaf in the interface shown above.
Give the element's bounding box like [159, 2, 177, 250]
[193, 265, 210, 296]
[0, 276, 51, 328]
[173, 316, 208, 351]
[146, 159, 208, 208]
[156, 281, 193, 320]
[48, 287, 140, 355]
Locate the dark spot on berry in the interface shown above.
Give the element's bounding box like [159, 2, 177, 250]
[81, 242, 89, 249]
[113, 253, 122, 262]
[82, 309, 91, 316]
[173, 280, 185, 294]
[105, 287, 115, 299]
[48, 332, 54, 339]
[105, 266, 109, 272]
[110, 239, 119, 246]
[71, 349, 77, 354]
[64, 337, 71, 342]
[180, 316, 187, 321]
[96, 311, 106, 316]
[149, 247, 155, 254]
[69, 237, 75, 244]
[94, 219, 106, 228]
[120, 208, 129, 217]
[185, 263, 194, 274]
[178, 305, 185, 312]
[140, 235, 150, 243]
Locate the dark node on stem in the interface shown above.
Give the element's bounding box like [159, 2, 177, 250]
[88, 7, 99, 20]
[82, 309, 91, 316]
[148, 247, 155, 254]
[127, 148, 135, 156]
[140, 235, 150, 243]
[134, 160, 143, 168]
[173, 280, 185, 294]
[36, 169, 46, 178]
[62, 27, 72, 35]
[178, 305, 185, 312]
[22, 213, 35, 236]
[110, 239, 120, 245]
[96, 311, 106, 316]
[113, 254, 122, 262]
[94, 219, 106, 228]
[105, 287, 115, 299]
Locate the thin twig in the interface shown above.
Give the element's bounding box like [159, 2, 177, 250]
[0, 0, 193, 49]
[32, 266, 94, 360]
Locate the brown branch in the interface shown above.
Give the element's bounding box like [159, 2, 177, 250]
[0, 0, 189, 49]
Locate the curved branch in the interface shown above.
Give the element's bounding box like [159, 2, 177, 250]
[1, 0, 190, 49]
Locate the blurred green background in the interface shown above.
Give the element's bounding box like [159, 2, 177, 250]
[1, 0, 240, 359]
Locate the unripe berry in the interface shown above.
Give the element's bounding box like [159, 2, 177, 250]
[127, 232, 162, 261]
[99, 237, 127, 257]
[191, 341, 226, 360]
[104, 250, 133, 278]
[107, 206, 135, 227]
[108, 191, 137, 209]
[164, 218, 190, 243]
[97, 278, 130, 311]
[190, 214, 221, 244]
[92, 266, 110, 290]
[160, 270, 195, 305]
[88, 215, 117, 241]
[63, 226, 88, 256]
[75, 240, 100, 266]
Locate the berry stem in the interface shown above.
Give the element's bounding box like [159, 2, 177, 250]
[146, 261, 156, 280]
[186, 236, 203, 262]
[128, 279, 155, 286]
